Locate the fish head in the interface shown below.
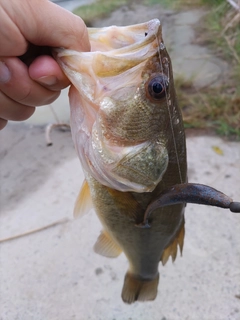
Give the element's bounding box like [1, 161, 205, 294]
[54, 19, 179, 192]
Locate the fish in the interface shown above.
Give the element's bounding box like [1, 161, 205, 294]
[54, 19, 240, 304]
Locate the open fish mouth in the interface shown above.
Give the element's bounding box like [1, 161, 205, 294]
[54, 19, 162, 101]
[54, 19, 173, 193]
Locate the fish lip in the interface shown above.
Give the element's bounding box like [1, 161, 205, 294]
[53, 19, 163, 88]
[53, 19, 164, 103]
[89, 19, 162, 53]
[88, 19, 161, 36]
[53, 19, 162, 57]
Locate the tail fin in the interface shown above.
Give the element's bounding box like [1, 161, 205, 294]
[121, 272, 159, 304]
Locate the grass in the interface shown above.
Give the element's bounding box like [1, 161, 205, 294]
[197, 1, 240, 62]
[73, 0, 129, 23]
[142, 0, 206, 8]
[175, 76, 240, 139]
[179, 0, 240, 139]
[149, 0, 240, 139]
[143, 0, 174, 6]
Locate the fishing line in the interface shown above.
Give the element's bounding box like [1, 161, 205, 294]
[154, 29, 183, 184]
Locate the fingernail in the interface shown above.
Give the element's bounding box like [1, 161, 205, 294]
[0, 61, 11, 83]
[37, 75, 57, 86]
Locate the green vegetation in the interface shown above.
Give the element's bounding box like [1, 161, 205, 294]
[144, 0, 240, 139]
[73, 0, 129, 23]
[143, 0, 174, 6]
[199, 1, 240, 62]
[201, 0, 231, 5]
[179, 0, 240, 139]
[143, 0, 203, 9]
[175, 76, 240, 139]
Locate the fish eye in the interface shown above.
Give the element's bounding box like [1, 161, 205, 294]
[146, 74, 168, 100]
[152, 82, 163, 94]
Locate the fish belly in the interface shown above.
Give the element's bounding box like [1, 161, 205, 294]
[87, 175, 185, 303]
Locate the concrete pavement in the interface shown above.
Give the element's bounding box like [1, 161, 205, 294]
[0, 124, 240, 320]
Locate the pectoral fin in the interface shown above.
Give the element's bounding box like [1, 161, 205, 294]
[94, 231, 122, 258]
[73, 180, 92, 218]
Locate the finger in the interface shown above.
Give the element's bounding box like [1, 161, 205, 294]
[0, 57, 60, 106]
[27, 1, 91, 51]
[0, 118, 7, 130]
[29, 55, 70, 90]
[0, 2, 28, 56]
[3, 0, 90, 54]
[0, 91, 35, 121]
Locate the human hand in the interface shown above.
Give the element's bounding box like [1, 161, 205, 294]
[0, 0, 90, 130]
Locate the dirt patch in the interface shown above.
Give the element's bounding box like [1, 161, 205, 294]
[91, 3, 173, 28]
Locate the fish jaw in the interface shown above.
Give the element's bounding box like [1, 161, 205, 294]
[54, 19, 162, 105]
[88, 19, 162, 52]
[54, 19, 172, 193]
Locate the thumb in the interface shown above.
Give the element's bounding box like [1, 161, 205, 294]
[5, 0, 90, 54]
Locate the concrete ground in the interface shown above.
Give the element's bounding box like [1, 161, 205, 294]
[1, 124, 240, 320]
[0, 3, 240, 320]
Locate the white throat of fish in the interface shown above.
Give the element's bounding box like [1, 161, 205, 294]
[154, 31, 183, 184]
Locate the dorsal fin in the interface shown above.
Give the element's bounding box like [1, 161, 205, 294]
[176, 221, 185, 255]
[161, 220, 185, 266]
[73, 180, 92, 218]
[94, 231, 122, 258]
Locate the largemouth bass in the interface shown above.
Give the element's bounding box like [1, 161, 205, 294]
[54, 19, 240, 304]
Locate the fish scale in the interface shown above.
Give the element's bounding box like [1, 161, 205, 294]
[100, 97, 163, 142]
